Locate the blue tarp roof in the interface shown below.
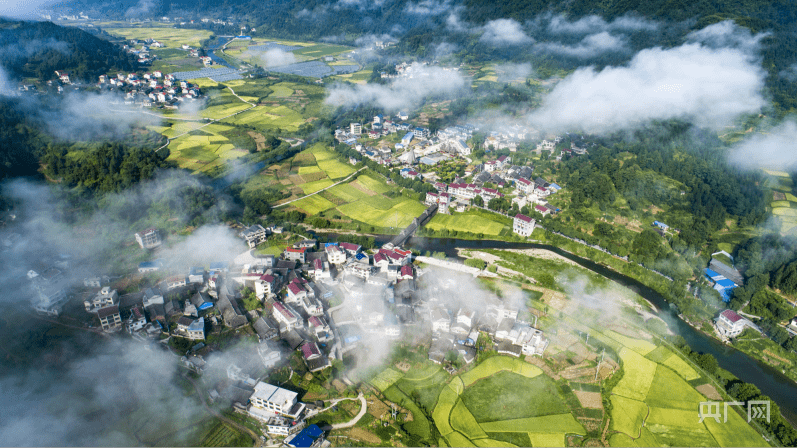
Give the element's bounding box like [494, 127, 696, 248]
[209, 262, 228, 269]
[303, 425, 323, 437]
[139, 261, 160, 268]
[704, 268, 722, 279]
[325, 242, 338, 247]
[198, 302, 214, 310]
[289, 435, 314, 448]
[719, 288, 732, 302]
[355, 253, 366, 261]
[716, 279, 737, 288]
[550, 183, 561, 189]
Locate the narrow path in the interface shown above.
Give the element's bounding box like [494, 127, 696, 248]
[273, 167, 366, 208]
[185, 374, 260, 446]
[330, 393, 368, 430]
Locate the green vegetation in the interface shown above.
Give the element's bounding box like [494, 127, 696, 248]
[200, 422, 252, 447]
[460, 372, 569, 422]
[426, 210, 509, 236]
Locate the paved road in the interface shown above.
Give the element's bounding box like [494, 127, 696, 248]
[330, 393, 368, 430]
[273, 167, 366, 208]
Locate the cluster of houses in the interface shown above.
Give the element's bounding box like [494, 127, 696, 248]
[97, 71, 203, 108]
[422, 288, 548, 366]
[512, 176, 562, 217]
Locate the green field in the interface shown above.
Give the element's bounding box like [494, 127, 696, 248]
[327, 184, 370, 202]
[104, 25, 213, 48]
[166, 124, 249, 173]
[201, 422, 251, 447]
[317, 158, 355, 179]
[293, 194, 337, 215]
[426, 210, 508, 236]
[355, 174, 392, 194]
[301, 179, 335, 194]
[603, 334, 767, 447]
[292, 44, 352, 58]
[613, 348, 658, 401]
[370, 368, 405, 392]
[460, 372, 568, 422]
[338, 197, 426, 229]
[432, 356, 584, 447]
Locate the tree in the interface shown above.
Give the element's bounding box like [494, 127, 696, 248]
[632, 229, 663, 260]
[472, 195, 484, 207]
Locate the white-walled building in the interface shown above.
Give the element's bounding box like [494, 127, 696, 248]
[513, 214, 536, 237]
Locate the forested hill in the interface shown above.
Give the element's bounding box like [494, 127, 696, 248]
[0, 19, 138, 82]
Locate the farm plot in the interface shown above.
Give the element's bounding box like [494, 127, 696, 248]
[643, 365, 708, 411]
[249, 42, 301, 52]
[104, 26, 212, 48]
[293, 195, 337, 215]
[370, 368, 405, 392]
[612, 348, 657, 401]
[355, 174, 392, 194]
[450, 400, 488, 441]
[327, 184, 369, 203]
[609, 395, 648, 437]
[461, 371, 568, 422]
[479, 414, 586, 434]
[318, 158, 356, 179]
[426, 212, 507, 236]
[300, 179, 335, 195]
[337, 198, 426, 228]
[224, 105, 305, 131]
[173, 67, 241, 81]
[527, 432, 565, 447]
[292, 44, 352, 58]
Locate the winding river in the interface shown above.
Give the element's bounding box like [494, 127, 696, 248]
[387, 235, 797, 425]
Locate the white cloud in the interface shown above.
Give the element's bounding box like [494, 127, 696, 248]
[528, 42, 765, 133]
[325, 63, 468, 112]
[0, 0, 57, 19]
[494, 62, 534, 82]
[727, 121, 797, 171]
[537, 31, 627, 57]
[405, 0, 452, 15]
[125, 0, 159, 18]
[685, 20, 769, 53]
[260, 48, 297, 67]
[479, 18, 532, 46]
[546, 13, 658, 35]
[446, 9, 468, 32]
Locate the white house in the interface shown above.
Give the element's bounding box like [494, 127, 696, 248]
[513, 214, 536, 237]
[248, 382, 304, 420]
[715, 309, 760, 338]
[85, 286, 118, 312]
[272, 302, 300, 330]
[431, 307, 451, 333]
[325, 244, 347, 264]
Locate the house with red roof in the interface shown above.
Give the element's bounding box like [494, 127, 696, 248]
[399, 265, 414, 280]
[283, 246, 306, 263]
[715, 309, 760, 339]
[513, 214, 536, 237]
[272, 302, 300, 330]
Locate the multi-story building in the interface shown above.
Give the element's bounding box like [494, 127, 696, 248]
[272, 302, 300, 330]
[513, 214, 536, 237]
[284, 247, 307, 263]
[98, 305, 122, 331]
[325, 244, 347, 264]
[350, 122, 362, 135]
[85, 286, 118, 312]
[249, 382, 305, 419]
[715, 309, 760, 339]
[240, 224, 269, 248]
[135, 228, 162, 249]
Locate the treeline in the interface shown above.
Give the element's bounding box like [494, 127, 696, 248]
[42, 142, 172, 193]
[0, 19, 138, 83]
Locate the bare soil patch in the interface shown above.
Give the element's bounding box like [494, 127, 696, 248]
[696, 383, 722, 400]
[574, 391, 603, 409]
[345, 428, 381, 445]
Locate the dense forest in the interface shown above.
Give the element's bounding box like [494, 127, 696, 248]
[0, 19, 138, 82]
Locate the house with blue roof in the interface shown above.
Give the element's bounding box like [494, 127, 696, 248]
[286, 424, 324, 448]
[653, 221, 669, 230]
[402, 131, 414, 145]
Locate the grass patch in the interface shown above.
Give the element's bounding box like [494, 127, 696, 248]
[486, 432, 530, 447]
[356, 174, 393, 194]
[643, 365, 707, 410]
[527, 432, 565, 447]
[327, 184, 370, 203]
[461, 372, 566, 422]
[318, 157, 356, 179]
[337, 198, 426, 229]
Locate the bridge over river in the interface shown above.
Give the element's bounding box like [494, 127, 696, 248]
[389, 203, 437, 247]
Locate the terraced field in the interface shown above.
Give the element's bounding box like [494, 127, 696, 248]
[766, 170, 797, 234]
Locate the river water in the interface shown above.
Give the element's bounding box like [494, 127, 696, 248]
[392, 235, 797, 425]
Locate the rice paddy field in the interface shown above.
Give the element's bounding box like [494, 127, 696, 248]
[166, 123, 248, 173]
[426, 210, 510, 236]
[102, 24, 213, 48]
[429, 356, 586, 447]
[765, 169, 797, 234]
[603, 334, 767, 447]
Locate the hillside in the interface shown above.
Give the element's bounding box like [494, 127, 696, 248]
[0, 19, 138, 82]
